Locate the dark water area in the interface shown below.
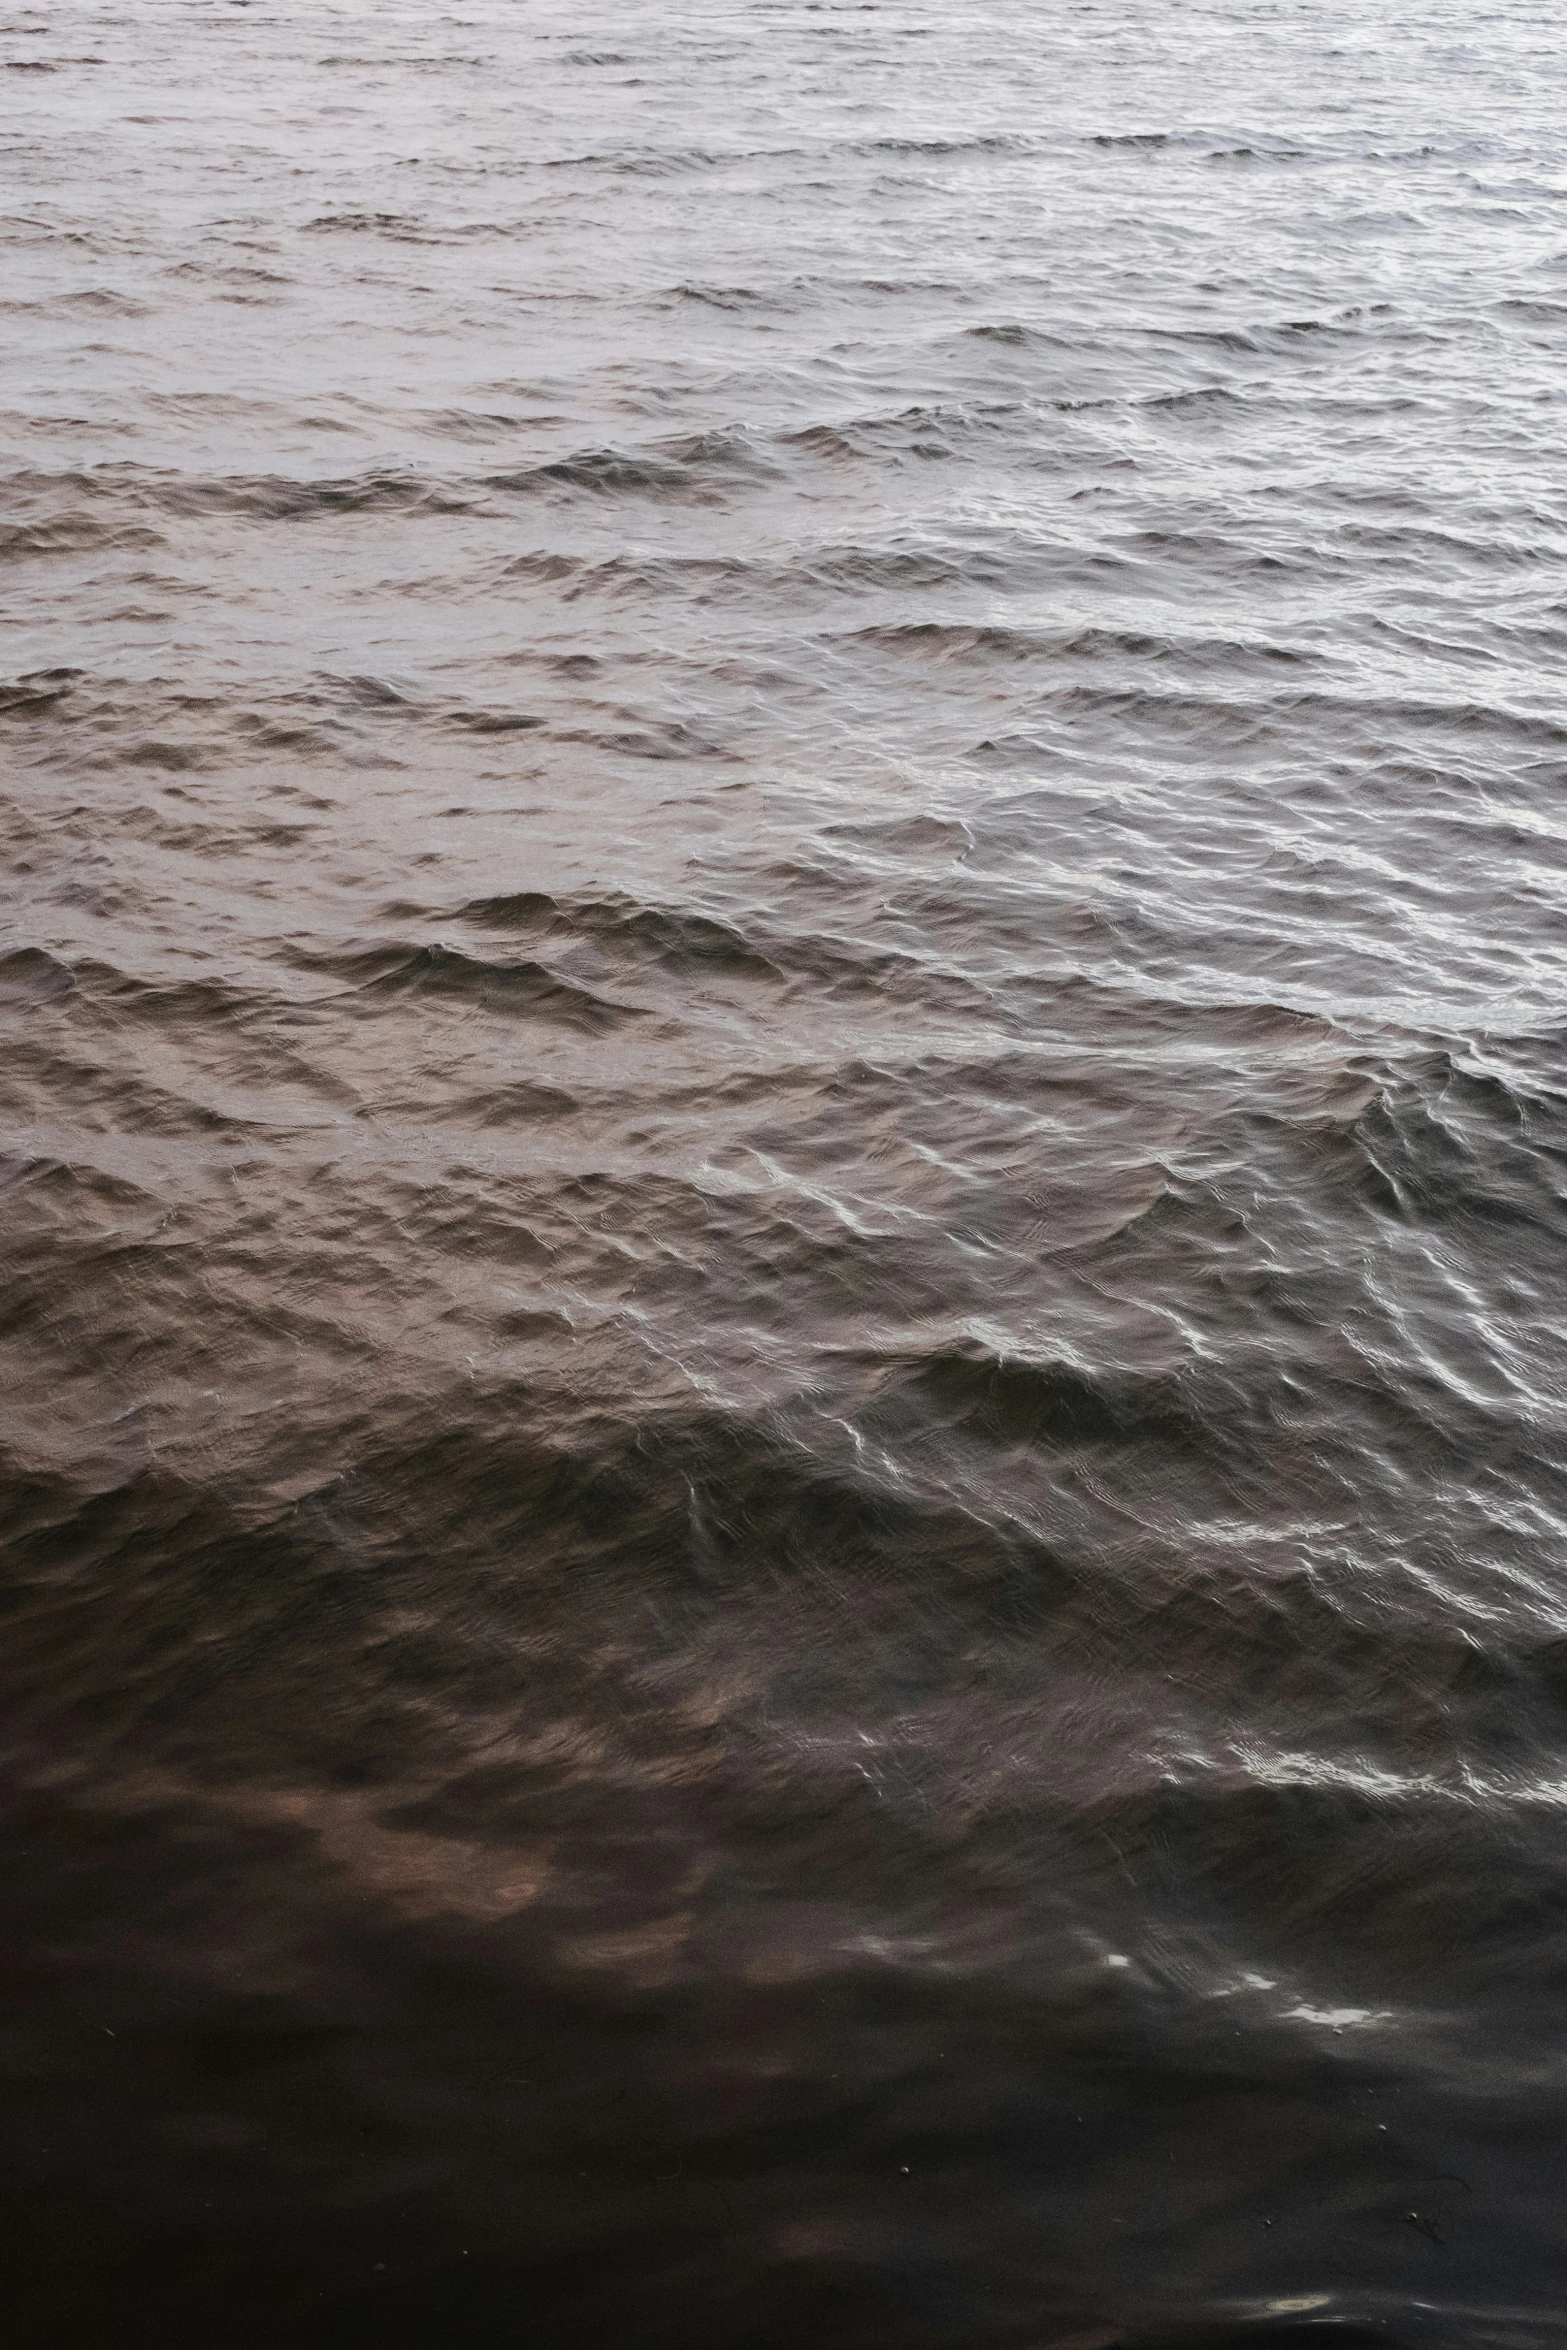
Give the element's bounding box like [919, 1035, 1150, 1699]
[6, 1, 1567, 2343]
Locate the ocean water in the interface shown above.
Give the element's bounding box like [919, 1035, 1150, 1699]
[6, 2, 1567, 2343]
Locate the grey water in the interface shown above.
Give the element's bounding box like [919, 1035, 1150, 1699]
[6, 2, 1567, 2343]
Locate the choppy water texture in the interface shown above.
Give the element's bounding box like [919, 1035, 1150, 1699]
[6, 2, 1567, 2344]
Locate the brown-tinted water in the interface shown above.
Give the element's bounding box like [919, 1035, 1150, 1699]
[6, 3, 1567, 2344]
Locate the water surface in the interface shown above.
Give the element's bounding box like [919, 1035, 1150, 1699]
[6, 3, 1567, 2343]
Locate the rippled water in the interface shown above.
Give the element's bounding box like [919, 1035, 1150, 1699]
[7, 2, 1567, 2343]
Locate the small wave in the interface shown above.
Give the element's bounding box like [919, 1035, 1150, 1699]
[302, 210, 427, 236]
[0, 667, 82, 716]
[291, 942, 646, 1029]
[1204, 141, 1311, 164]
[836, 621, 1315, 673]
[0, 515, 165, 559]
[67, 961, 258, 1028]
[551, 716, 729, 760]
[668, 281, 771, 310]
[542, 144, 728, 176]
[1, 461, 476, 524]
[891, 1341, 1201, 1452]
[487, 427, 775, 501]
[0, 947, 75, 1005]
[458, 889, 783, 982]
[0, 1151, 161, 1226]
[1352, 1051, 1567, 1238]
[784, 403, 1022, 464]
[443, 885, 1000, 1014]
[161, 468, 468, 520]
[1142, 383, 1249, 414]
